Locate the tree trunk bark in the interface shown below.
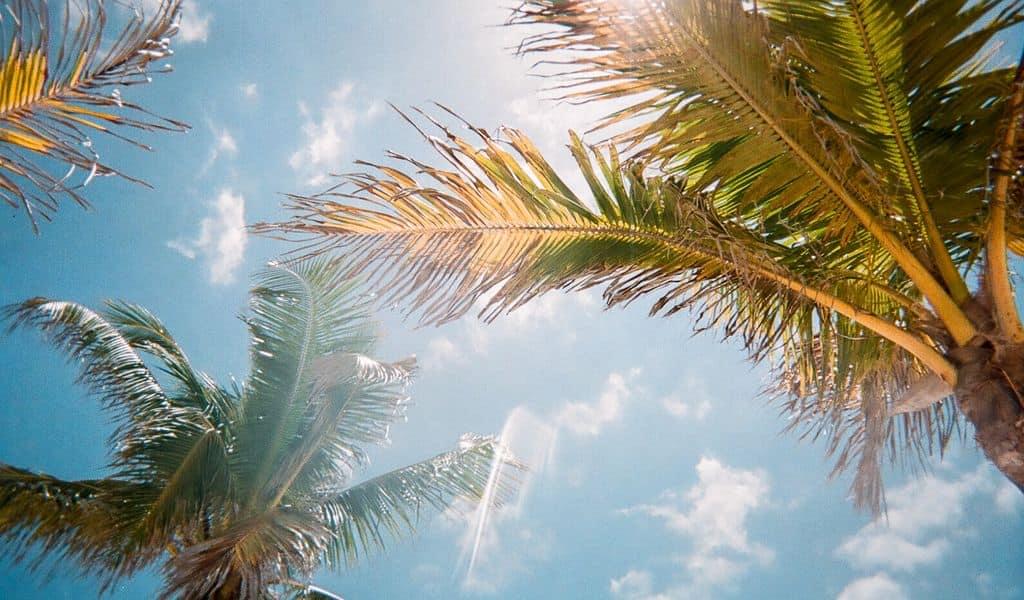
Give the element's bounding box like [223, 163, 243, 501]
[949, 338, 1024, 493]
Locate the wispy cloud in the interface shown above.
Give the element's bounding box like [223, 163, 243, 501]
[200, 122, 238, 175]
[288, 81, 382, 187]
[421, 290, 596, 373]
[138, 0, 210, 43]
[557, 368, 642, 436]
[614, 456, 773, 597]
[832, 465, 1016, 598]
[994, 480, 1023, 514]
[167, 189, 247, 285]
[610, 570, 672, 600]
[836, 573, 908, 600]
[177, 0, 211, 43]
[240, 82, 258, 99]
[660, 373, 712, 421]
[835, 466, 991, 573]
[421, 336, 465, 372]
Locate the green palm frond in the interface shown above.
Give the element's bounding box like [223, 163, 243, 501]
[0, 464, 155, 582]
[512, 0, 1007, 342]
[102, 300, 238, 427]
[318, 434, 521, 567]
[3, 260, 523, 595]
[264, 353, 417, 509]
[3, 298, 184, 454]
[235, 260, 379, 508]
[3, 297, 235, 566]
[263, 111, 942, 368]
[764, 0, 1022, 296]
[261, 107, 966, 512]
[0, 0, 189, 231]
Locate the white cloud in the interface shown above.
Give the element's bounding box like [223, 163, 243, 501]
[837, 531, 949, 572]
[617, 456, 773, 597]
[994, 481, 1022, 514]
[557, 368, 642, 436]
[421, 336, 465, 372]
[610, 569, 659, 593]
[167, 189, 247, 285]
[139, 0, 210, 43]
[836, 573, 908, 600]
[835, 466, 991, 573]
[200, 123, 238, 174]
[422, 290, 595, 373]
[241, 82, 258, 99]
[176, 0, 211, 43]
[288, 81, 382, 186]
[660, 373, 712, 421]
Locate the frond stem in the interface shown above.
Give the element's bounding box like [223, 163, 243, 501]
[246, 265, 318, 511]
[679, 12, 976, 345]
[847, 0, 969, 303]
[337, 221, 956, 384]
[985, 46, 1024, 342]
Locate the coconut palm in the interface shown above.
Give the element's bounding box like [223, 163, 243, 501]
[0, 260, 519, 598]
[0, 0, 188, 232]
[261, 0, 1024, 511]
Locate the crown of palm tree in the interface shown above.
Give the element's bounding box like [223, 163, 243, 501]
[0, 0, 189, 231]
[0, 259, 520, 598]
[261, 0, 1024, 512]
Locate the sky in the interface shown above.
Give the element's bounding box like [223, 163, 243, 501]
[0, 1, 1022, 599]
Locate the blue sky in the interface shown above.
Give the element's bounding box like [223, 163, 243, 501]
[0, 1, 1022, 598]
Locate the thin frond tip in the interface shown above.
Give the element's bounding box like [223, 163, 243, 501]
[0, 0, 189, 231]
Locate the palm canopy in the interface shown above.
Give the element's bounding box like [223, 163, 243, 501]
[261, 0, 1024, 511]
[0, 0, 189, 231]
[0, 260, 519, 598]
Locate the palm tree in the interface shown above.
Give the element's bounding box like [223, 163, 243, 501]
[0, 0, 189, 232]
[0, 260, 519, 598]
[261, 0, 1024, 511]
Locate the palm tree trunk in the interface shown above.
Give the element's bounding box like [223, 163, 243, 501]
[950, 339, 1024, 493]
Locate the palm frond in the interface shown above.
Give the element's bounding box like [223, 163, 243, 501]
[4, 261, 525, 593]
[102, 300, 236, 424]
[3, 297, 237, 551]
[261, 353, 417, 509]
[0, 464, 157, 583]
[161, 508, 330, 600]
[262, 112, 949, 373]
[765, 0, 977, 300]
[262, 109, 967, 511]
[0, 0, 189, 230]
[235, 260, 379, 509]
[2, 298, 190, 459]
[510, 0, 978, 343]
[317, 434, 522, 568]
[771, 331, 961, 512]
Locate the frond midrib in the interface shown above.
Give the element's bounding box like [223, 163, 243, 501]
[246, 264, 321, 512]
[845, 0, 968, 301]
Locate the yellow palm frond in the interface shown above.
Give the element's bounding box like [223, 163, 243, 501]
[262, 108, 968, 513]
[0, 0, 188, 231]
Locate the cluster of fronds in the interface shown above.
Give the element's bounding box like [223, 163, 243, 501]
[0, 0, 188, 231]
[1, 260, 521, 597]
[265, 0, 1024, 512]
